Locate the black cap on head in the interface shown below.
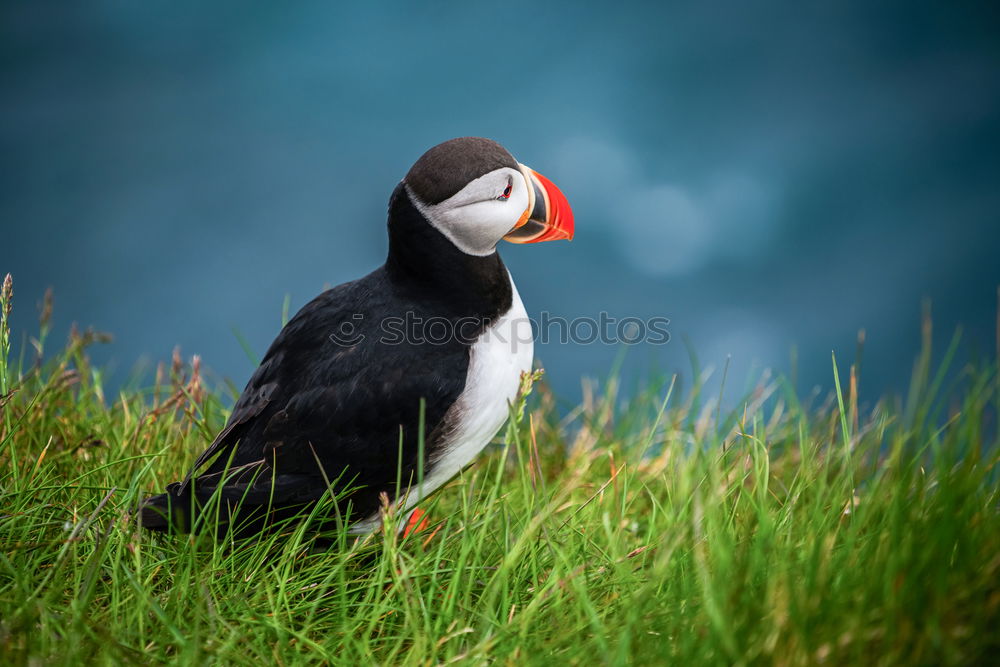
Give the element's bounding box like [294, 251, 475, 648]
[405, 137, 519, 205]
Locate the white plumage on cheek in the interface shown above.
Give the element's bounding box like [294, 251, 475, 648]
[406, 167, 529, 256]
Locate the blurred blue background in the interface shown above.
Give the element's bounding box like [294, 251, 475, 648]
[2, 1, 999, 405]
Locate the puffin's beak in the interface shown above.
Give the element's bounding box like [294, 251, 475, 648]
[503, 164, 575, 243]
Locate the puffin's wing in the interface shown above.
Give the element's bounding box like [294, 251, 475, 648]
[178, 374, 279, 489]
[177, 274, 468, 510]
[182, 280, 372, 483]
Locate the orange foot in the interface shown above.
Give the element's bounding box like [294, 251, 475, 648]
[403, 508, 429, 538]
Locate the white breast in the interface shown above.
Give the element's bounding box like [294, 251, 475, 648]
[351, 274, 533, 533]
[419, 275, 533, 494]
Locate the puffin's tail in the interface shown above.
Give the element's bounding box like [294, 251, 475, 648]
[138, 469, 326, 537]
[138, 483, 196, 533]
[138, 461, 274, 534]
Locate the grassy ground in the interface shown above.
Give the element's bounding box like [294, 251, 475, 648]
[1, 276, 999, 665]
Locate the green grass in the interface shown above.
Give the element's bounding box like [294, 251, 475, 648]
[1, 275, 999, 665]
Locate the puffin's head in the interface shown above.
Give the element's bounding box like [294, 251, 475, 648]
[402, 137, 574, 256]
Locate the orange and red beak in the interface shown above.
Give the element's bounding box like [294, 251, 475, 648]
[503, 164, 575, 244]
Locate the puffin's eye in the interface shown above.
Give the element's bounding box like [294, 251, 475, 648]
[498, 181, 512, 200]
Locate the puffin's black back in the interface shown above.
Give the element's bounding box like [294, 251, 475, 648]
[140, 178, 514, 537]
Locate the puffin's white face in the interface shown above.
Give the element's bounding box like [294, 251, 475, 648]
[406, 166, 530, 256]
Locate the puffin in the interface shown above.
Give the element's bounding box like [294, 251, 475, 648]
[140, 137, 574, 536]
